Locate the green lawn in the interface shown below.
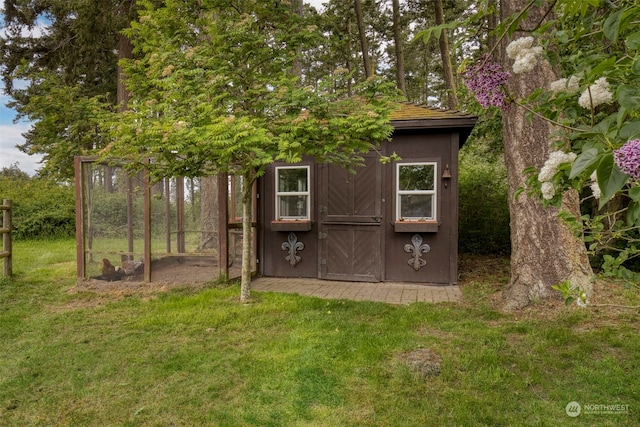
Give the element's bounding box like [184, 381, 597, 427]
[0, 240, 638, 426]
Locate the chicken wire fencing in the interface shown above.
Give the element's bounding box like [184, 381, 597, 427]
[74, 158, 254, 286]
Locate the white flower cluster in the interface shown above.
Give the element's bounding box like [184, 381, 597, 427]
[589, 171, 601, 199]
[506, 37, 543, 74]
[576, 289, 589, 307]
[541, 182, 556, 200]
[538, 150, 577, 200]
[578, 77, 613, 109]
[550, 75, 581, 94]
[538, 151, 577, 182]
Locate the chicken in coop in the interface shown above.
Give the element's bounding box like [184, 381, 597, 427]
[120, 256, 144, 276]
[102, 258, 116, 276]
[91, 258, 124, 281]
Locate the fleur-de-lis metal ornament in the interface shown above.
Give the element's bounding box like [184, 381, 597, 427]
[281, 232, 304, 267]
[404, 234, 431, 271]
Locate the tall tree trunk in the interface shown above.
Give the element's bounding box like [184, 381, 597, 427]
[118, 1, 134, 255]
[500, 0, 593, 310]
[189, 178, 197, 224]
[292, 0, 304, 78]
[423, 55, 430, 104]
[117, 1, 133, 113]
[345, 19, 354, 95]
[240, 172, 255, 302]
[434, 0, 457, 109]
[198, 176, 219, 252]
[117, 33, 133, 112]
[391, 0, 406, 94]
[487, 0, 499, 51]
[354, 0, 372, 78]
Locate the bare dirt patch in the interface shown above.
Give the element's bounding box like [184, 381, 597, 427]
[398, 348, 443, 379]
[63, 256, 242, 309]
[458, 253, 640, 320]
[458, 253, 511, 286]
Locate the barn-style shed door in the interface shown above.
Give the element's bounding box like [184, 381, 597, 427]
[318, 154, 382, 282]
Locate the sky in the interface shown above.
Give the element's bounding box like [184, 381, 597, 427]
[0, 0, 327, 176]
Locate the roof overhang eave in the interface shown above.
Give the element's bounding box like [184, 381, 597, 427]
[390, 117, 478, 130]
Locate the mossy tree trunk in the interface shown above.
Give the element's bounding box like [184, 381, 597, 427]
[500, 0, 593, 310]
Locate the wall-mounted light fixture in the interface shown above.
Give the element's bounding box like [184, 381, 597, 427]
[442, 164, 452, 187]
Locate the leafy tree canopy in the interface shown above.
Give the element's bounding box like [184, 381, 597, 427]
[1, 0, 137, 180]
[102, 0, 400, 183]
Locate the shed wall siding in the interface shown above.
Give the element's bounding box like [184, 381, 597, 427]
[258, 129, 461, 285]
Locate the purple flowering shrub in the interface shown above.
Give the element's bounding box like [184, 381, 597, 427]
[459, 3, 640, 284]
[614, 139, 640, 180]
[462, 56, 511, 110]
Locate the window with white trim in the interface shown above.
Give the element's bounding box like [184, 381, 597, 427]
[275, 166, 310, 220]
[396, 162, 437, 221]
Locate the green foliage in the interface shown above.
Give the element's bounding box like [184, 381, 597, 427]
[451, 71, 509, 255]
[88, 190, 136, 238]
[407, 0, 483, 105]
[103, 0, 400, 182]
[458, 151, 510, 254]
[86, 186, 173, 240]
[552, 280, 588, 306]
[0, 0, 134, 180]
[480, 0, 640, 280]
[17, 80, 114, 179]
[0, 164, 29, 180]
[0, 166, 75, 239]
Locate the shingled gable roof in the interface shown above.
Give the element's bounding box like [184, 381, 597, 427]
[390, 102, 477, 130]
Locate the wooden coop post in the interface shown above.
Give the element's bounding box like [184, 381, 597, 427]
[143, 167, 152, 282]
[126, 174, 135, 259]
[176, 176, 186, 253]
[74, 157, 86, 280]
[1, 199, 12, 277]
[217, 173, 229, 277]
[165, 177, 172, 253]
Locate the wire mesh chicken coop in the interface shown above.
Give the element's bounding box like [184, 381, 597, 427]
[74, 157, 255, 286]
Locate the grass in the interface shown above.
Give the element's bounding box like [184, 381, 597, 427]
[1, 240, 639, 426]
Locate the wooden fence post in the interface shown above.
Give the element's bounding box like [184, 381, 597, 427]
[1, 199, 12, 277]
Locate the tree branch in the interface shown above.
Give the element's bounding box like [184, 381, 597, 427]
[511, 97, 584, 133]
[590, 303, 640, 309]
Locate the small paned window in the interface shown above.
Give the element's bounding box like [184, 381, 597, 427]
[396, 162, 437, 220]
[276, 166, 310, 220]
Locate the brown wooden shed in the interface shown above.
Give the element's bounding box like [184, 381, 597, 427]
[257, 102, 476, 285]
